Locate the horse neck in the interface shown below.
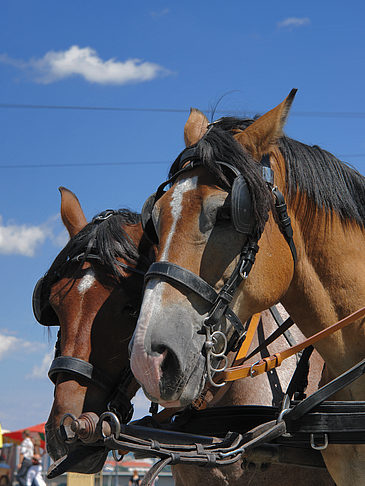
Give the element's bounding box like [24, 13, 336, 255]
[282, 201, 365, 378]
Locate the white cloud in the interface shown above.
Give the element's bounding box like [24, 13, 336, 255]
[28, 351, 53, 379]
[0, 216, 49, 256]
[0, 45, 172, 85]
[277, 17, 311, 29]
[0, 333, 33, 360]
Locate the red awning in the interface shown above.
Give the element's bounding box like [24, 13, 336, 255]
[2, 423, 46, 449]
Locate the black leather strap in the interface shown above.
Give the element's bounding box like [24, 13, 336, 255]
[285, 346, 314, 400]
[269, 305, 297, 348]
[272, 187, 297, 267]
[287, 358, 365, 421]
[244, 315, 295, 362]
[145, 262, 218, 304]
[48, 356, 114, 392]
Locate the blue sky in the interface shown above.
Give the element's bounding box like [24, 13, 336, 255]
[0, 0, 364, 431]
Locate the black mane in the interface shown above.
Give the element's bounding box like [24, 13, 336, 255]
[43, 209, 148, 288]
[170, 117, 365, 231]
[279, 137, 365, 227]
[169, 118, 273, 238]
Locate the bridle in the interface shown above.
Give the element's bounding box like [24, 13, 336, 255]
[142, 147, 297, 388]
[33, 210, 147, 426]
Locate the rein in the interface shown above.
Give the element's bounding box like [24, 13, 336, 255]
[224, 305, 365, 381]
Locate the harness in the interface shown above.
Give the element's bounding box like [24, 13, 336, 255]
[141, 147, 297, 386]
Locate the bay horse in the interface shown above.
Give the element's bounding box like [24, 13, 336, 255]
[39, 188, 333, 484]
[38, 187, 151, 474]
[130, 92, 365, 485]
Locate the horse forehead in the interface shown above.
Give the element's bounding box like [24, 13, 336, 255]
[77, 269, 96, 293]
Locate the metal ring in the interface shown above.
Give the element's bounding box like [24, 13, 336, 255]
[277, 408, 291, 423]
[99, 411, 121, 439]
[210, 331, 228, 357]
[209, 354, 228, 373]
[310, 433, 328, 450]
[59, 413, 78, 444]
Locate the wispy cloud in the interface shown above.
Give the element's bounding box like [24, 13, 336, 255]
[0, 216, 49, 256]
[28, 351, 53, 379]
[0, 45, 172, 85]
[150, 8, 170, 18]
[277, 17, 311, 29]
[0, 333, 33, 360]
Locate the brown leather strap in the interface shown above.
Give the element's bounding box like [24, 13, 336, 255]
[235, 313, 261, 361]
[222, 306, 365, 382]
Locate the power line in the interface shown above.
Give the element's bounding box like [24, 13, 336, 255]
[1, 103, 365, 119]
[0, 154, 364, 170]
[0, 161, 169, 169]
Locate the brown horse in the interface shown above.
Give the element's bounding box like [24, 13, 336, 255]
[40, 188, 334, 484]
[130, 93, 365, 485]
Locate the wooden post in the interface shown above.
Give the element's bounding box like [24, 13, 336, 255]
[67, 472, 103, 486]
[67, 473, 95, 486]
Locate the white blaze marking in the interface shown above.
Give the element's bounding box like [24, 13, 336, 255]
[77, 270, 95, 293]
[160, 176, 198, 260]
[131, 175, 198, 398]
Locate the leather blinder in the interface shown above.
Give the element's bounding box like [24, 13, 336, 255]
[141, 193, 159, 244]
[231, 175, 255, 235]
[32, 277, 59, 326]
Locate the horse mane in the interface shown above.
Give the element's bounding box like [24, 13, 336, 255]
[279, 137, 365, 228]
[170, 116, 365, 232]
[43, 209, 148, 287]
[169, 117, 273, 239]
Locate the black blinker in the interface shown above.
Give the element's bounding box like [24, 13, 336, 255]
[32, 277, 59, 326]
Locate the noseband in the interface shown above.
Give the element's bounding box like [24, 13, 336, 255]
[142, 147, 297, 387]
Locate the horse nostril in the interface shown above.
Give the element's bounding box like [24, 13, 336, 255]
[151, 342, 168, 355]
[160, 347, 178, 374]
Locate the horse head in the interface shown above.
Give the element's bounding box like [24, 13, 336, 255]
[130, 92, 299, 407]
[35, 187, 151, 473]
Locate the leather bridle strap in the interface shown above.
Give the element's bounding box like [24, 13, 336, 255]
[145, 261, 245, 336]
[48, 356, 114, 392]
[222, 305, 365, 381]
[146, 262, 218, 303]
[234, 313, 261, 361]
[242, 315, 295, 363]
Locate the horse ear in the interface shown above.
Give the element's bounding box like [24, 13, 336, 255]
[235, 89, 297, 161]
[59, 186, 88, 238]
[184, 108, 209, 147]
